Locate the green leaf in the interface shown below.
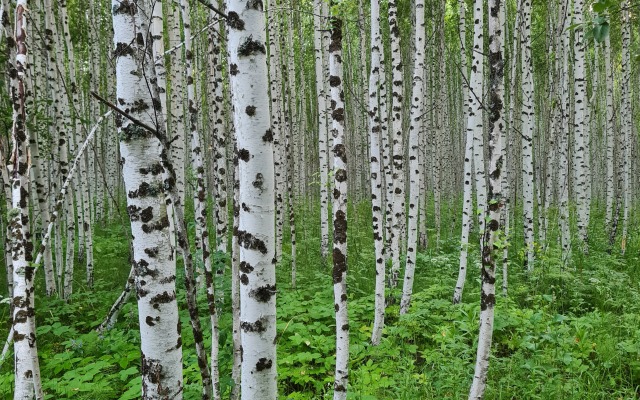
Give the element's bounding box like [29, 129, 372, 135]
[594, 22, 610, 42]
[592, 2, 606, 13]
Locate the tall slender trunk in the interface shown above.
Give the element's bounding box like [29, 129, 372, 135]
[454, 0, 483, 304]
[620, 3, 631, 254]
[11, 3, 44, 397]
[179, 0, 219, 397]
[313, 0, 330, 260]
[559, 0, 572, 264]
[225, 0, 277, 397]
[469, 0, 504, 394]
[520, 0, 535, 270]
[368, 0, 386, 346]
[573, 0, 590, 253]
[400, 0, 425, 315]
[329, 15, 348, 400]
[387, 0, 405, 291]
[604, 30, 615, 229]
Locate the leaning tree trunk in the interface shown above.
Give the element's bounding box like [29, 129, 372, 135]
[225, 0, 277, 397]
[111, 1, 184, 397]
[329, 15, 349, 400]
[10, 3, 44, 398]
[468, 0, 504, 395]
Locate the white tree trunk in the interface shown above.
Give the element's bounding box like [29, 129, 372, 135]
[313, 0, 330, 260]
[400, 0, 425, 315]
[168, 2, 186, 235]
[112, 1, 184, 397]
[230, 146, 241, 400]
[11, 4, 44, 397]
[558, 0, 572, 264]
[520, 0, 535, 270]
[387, 0, 405, 291]
[470, 0, 487, 239]
[329, 16, 348, 400]
[620, 4, 631, 254]
[225, 0, 277, 397]
[454, 0, 483, 304]
[573, 0, 590, 253]
[179, 0, 220, 397]
[368, 0, 386, 346]
[604, 31, 615, 229]
[468, 0, 504, 395]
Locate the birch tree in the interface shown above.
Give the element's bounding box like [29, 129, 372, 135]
[620, 3, 631, 253]
[387, 0, 404, 291]
[225, 0, 277, 397]
[314, 0, 330, 260]
[179, 0, 220, 396]
[573, 0, 590, 253]
[469, 0, 504, 394]
[368, 0, 386, 346]
[400, 0, 425, 315]
[329, 13, 349, 399]
[10, 2, 44, 397]
[112, 1, 183, 397]
[520, 0, 535, 270]
[454, 0, 483, 304]
[558, 0, 572, 263]
[604, 25, 615, 230]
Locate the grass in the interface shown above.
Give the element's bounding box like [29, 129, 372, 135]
[1, 198, 639, 399]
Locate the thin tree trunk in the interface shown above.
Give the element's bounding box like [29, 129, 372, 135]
[453, 0, 483, 304]
[313, 0, 330, 260]
[368, 0, 386, 346]
[573, 0, 590, 253]
[521, 0, 535, 270]
[469, 0, 504, 394]
[387, 0, 405, 292]
[179, 0, 218, 397]
[604, 30, 614, 229]
[329, 15, 348, 400]
[400, 0, 425, 315]
[620, 3, 631, 254]
[10, 3, 44, 397]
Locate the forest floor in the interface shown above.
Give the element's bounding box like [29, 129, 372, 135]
[1, 201, 639, 399]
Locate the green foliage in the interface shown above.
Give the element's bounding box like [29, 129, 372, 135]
[1, 201, 640, 398]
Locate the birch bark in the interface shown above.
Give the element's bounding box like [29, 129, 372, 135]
[368, 0, 386, 346]
[329, 15, 348, 400]
[112, 1, 183, 397]
[400, 0, 425, 315]
[521, 0, 535, 270]
[225, 0, 277, 397]
[313, 0, 330, 260]
[11, 3, 44, 397]
[469, 0, 504, 394]
[573, 0, 590, 253]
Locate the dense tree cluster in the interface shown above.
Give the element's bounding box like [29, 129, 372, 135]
[0, 0, 637, 398]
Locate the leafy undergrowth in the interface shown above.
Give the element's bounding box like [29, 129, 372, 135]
[1, 203, 640, 399]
